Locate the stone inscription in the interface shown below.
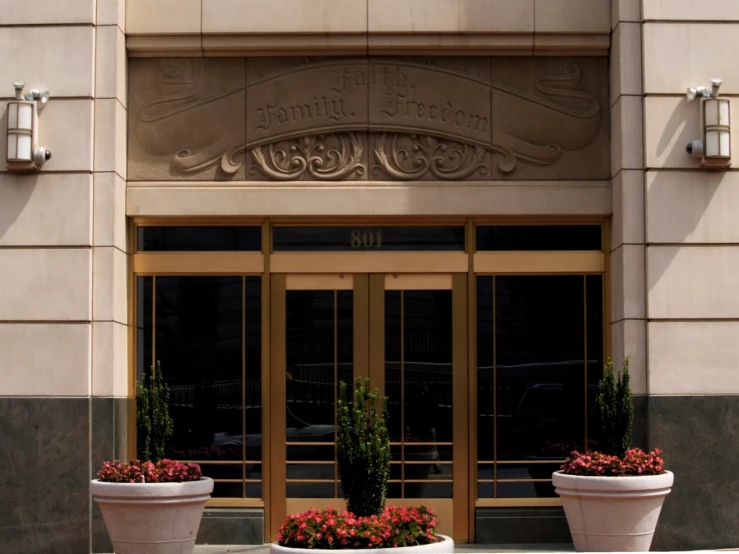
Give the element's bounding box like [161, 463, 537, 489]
[246, 61, 491, 146]
[128, 57, 609, 181]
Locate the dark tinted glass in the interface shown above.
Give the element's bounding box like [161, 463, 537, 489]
[386, 289, 454, 499]
[495, 275, 585, 460]
[284, 289, 353, 498]
[586, 275, 604, 450]
[138, 276, 262, 499]
[476, 276, 494, 462]
[137, 226, 261, 251]
[273, 226, 465, 251]
[476, 225, 601, 251]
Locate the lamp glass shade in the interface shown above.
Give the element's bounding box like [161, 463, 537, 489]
[17, 103, 33, 131]
[705, 130, 720, 157]
[7, 103, 18, 129]
[720, 130, 731, 157]
[705, 99, 720, 126]
[6, 133, 17, 160]
[719, 99, 730, 127]
[16, 134, 32, 161]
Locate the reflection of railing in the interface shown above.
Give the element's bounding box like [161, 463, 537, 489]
[168, 379, 261, 409]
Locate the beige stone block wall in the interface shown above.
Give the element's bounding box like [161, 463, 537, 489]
[641, 12, 739, 395]
[0, 1, 128, 401]
[609, 5, 646, 393]
[126, 0, 610, 56]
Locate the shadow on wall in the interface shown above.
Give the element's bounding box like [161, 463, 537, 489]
[646, 96, 727, 287]
[0, 105, 39, 241]
[646, 99, 736, 550]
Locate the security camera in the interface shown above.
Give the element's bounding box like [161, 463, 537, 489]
[686, 140, 704, 158]
[711, 78, 723, 98]
[32, 147, 52, 166]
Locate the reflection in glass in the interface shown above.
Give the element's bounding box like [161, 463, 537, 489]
[155, 276, 243, 466]
[386, 289, 453, 499]
[495, 275, 584, 460]
[141, 276, 262, 499]
[287, 483, 336, 498]
[137, 226, 261, 252]
[586, 275, 604, 448]
[476, 275, 602, 499]
[497, 481, 557, 498]
[285, 289, 353, 499]
[476, 225, 601, 251]
[273, 226, 465, 251]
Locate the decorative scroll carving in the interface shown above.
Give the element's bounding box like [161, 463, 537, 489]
[249, 133, 365, 181]
[373, 134, 487, 180]
[129, 58, 609, 181]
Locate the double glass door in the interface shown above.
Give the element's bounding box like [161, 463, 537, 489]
[270, 273, 468, 539]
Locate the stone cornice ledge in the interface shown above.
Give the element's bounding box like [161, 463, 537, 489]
[126, 33, 610, 57]
[126, 181, 611, 217]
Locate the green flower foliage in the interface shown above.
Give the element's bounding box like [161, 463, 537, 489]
[336, 377, 391, 518]
[595, 357, 633, 459]
[136, 360, 174, 462]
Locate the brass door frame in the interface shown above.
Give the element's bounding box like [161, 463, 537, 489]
[129, 219, 609, 544]
[269, 272, 469, 542]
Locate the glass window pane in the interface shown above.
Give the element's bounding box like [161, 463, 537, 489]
[476, 276, 494, 462]
[213, 481, 244, 498]
[586, 275, 604, 449]
[286, 291, 343, 444]
[286, 483, 335, 498]
[405, 482, 453, 499]
[273, 226, 465, 251]
[153, 277, 244, 462]
[137, 276, 153, 383]
[245, 277, 262, 451]
[403, 290, 453, 444]
[287, 464, 335, 480]
[476, 225, 601, 251]
[495, 276, 585, 461]
[496, 480, 557, 499]
[137, 226, 261, 251]
[385, 291, 403, 442]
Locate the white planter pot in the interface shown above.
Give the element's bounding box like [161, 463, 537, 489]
[270, 535, 454, 554]
[552, 470, 674, 552]
[90, 477, 214, 554]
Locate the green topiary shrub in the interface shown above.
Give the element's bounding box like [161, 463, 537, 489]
[336, 377, 391, 517]
[136, 360, 174, 462]
[595, 357, 633, 459]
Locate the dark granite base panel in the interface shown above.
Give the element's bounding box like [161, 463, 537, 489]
[476, 508, 572, 544]
[631, 394, 648, 451]
[196, 508, 264, 545]
[90, 397, 129, 554]
[0, 397, 90, 554]
[649, 395, 739, 551]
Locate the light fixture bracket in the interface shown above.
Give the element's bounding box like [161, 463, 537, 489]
[685, 78, 731, 169]
[5, 82, 52, 171]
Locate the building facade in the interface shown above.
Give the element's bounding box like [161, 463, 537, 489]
[1, 1, 738, 552]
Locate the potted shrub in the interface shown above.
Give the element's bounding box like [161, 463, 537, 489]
[552, 358, 673, 552]
[90, 362, 214, 554]
[271, 377, 454, 553]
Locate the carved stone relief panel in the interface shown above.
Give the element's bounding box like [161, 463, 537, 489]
[245, 57, 369, 181]
[128, 59, 246, 181]
[488, 57, 610, 180]
[127, 57, 609, 182]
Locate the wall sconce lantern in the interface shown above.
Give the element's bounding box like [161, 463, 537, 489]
[6, 81, 52, 171]
[686, 78, 731, 169]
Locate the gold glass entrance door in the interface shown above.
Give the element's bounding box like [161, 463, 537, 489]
[270, 273, 468, 542]
[371, 274, 469, 541]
